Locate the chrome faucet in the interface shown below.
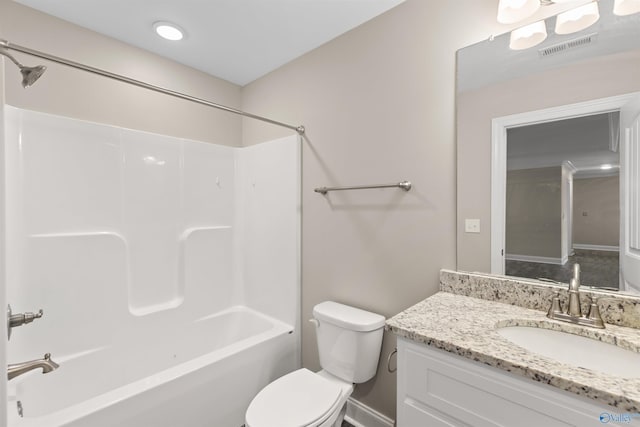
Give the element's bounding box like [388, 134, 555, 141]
[8, 353, 59, 380]
[547, 263, 605, 329]
[567, 263, 582, 317]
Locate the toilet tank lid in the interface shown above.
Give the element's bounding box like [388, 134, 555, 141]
[313, 301, 385, 332]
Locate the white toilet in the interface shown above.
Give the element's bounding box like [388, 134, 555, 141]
[245, 301, 386, 427]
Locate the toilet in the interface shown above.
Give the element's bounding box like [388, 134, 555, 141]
[245, 301, 386, 427]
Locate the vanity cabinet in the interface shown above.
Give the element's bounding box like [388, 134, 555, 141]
[396, 337, 635, 427]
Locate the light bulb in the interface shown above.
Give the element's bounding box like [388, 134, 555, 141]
[614, 0, 640, 15]
[153, 22, 185, 41]
[510, 20, 548, 50]
[555, 2, 600, 35]
[497, 0, 541, 24]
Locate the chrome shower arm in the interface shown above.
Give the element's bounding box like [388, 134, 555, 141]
[0, 43, 47, 88]
[0, 48, 22, 68]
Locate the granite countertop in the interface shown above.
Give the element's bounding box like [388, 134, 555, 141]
[386, 292, 640, 412]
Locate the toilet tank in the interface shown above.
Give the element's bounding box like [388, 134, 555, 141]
[312, 301, 385, 384]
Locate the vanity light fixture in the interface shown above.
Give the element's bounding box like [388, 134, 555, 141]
[502, 0, 639, 51]
[555, 2, 600, 35]
[509, 20, 548, 49]
[153, 21, 185, 41]
[614, 0, 640, 15]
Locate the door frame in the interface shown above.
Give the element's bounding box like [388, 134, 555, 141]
[491, 92, 640, 275]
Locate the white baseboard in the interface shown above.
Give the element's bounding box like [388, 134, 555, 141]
[505, 253, 566, 265]
[344, 397, 394, 427]
[572, 244, 619, 252]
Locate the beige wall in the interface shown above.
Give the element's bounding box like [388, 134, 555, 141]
[241, 0, 505, 419]
[457, 50, 640, 273]
[506, 167, 562, 258]
[0, 0, 242, 146]
[573, 175, 620, 247]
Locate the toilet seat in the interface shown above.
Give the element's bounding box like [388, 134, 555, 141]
[245, 368, 346, 427]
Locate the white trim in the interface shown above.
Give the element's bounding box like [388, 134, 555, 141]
[491, 118, 507, 275]
[572, 244, 620, 252]
[0, 59, 7, 426]
[561, 162, 572, 265]
[620, 94, 640, 292]
[344, 397, 394, 427]
[491, 92, 640, 276]
[505, 254, 567, 265]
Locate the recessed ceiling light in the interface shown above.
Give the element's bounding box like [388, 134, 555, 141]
[153, 21, 185, 41]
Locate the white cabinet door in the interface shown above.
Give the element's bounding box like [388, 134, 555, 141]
[396, 338, 636, 427]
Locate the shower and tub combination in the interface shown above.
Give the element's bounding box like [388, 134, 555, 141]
[1, 42, 302, 426]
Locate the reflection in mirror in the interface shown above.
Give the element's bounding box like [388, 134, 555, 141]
[504, 113, 621, 290]
[456, 0, 640, 294]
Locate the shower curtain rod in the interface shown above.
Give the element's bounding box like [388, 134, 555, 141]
[0, 39, 306, 135]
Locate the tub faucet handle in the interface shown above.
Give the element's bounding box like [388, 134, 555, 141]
[7, 305, 44, 340]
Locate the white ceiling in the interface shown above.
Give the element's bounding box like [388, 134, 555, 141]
[14, 0, 405, 86]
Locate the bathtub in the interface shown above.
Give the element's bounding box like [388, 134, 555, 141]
[7, 306, 297, 427]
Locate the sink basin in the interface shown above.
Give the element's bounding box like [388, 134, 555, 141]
[497, 326, 640, 378]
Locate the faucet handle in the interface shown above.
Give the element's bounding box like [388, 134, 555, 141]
[547, 292, 563, 317]
[7, 305, 44, 340]
[586, 296, 605, 326]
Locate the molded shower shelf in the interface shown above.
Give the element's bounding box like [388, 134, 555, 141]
[179, 226, 232, 241]
[30, 231, 127, 240]
[129, 297, 185, 317]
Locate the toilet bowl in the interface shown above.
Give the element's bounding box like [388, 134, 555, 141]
[245, 369, 352, 427]
[245, 301, 385, 427]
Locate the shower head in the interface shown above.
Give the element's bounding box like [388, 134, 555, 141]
[19, 64, 46, 88]
[0, 48, 46, 88]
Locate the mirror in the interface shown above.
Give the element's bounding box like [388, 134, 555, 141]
[456, 0, 640, 293]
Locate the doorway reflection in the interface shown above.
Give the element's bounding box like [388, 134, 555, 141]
[504, 112, 620, 290]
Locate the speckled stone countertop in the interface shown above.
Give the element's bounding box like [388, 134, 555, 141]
[386, 291, 640, 412]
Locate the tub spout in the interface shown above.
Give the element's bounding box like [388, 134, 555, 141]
[8, 353, 59, 381]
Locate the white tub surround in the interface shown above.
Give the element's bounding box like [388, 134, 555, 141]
[387, 271, 640, 413]
[4, 106, 301, 426]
